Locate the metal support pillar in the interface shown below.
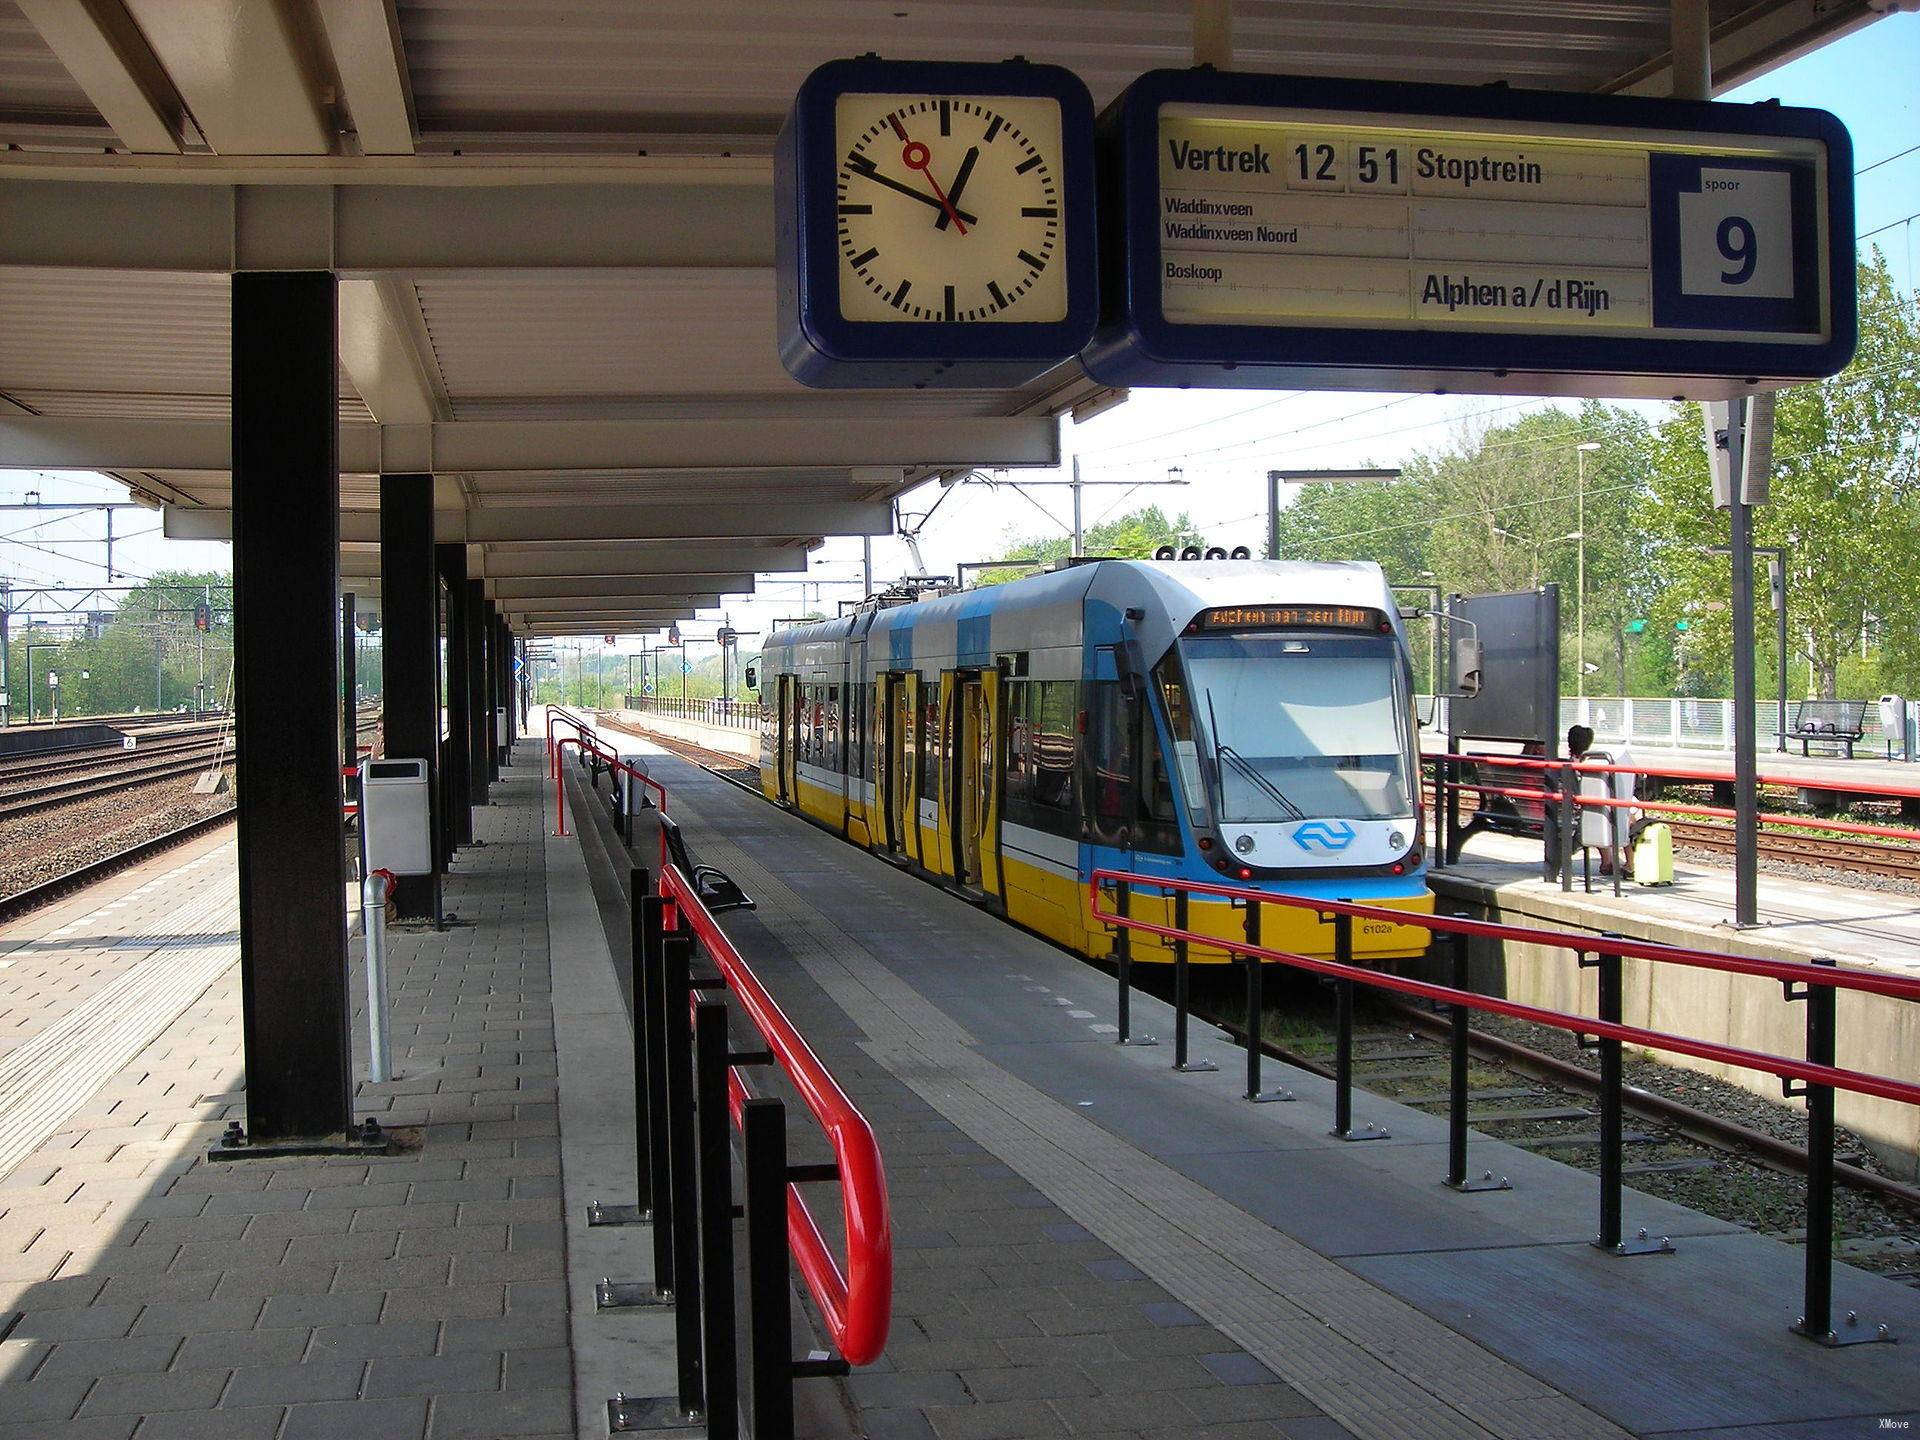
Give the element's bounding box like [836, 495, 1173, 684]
[466, 579, 491, 806]
[1111, 886, 1156, 1046]
[437, 545, 473, 848]
[1443, 918, 1508, 1191]
[1239, 900, 1288, 1102]
[1728, 460, 1760, 927]
[227, 271, 355, 1146]
[379, 474, 443, 923]
[1329, 912, 1387, 1141]
[482, 600, 501, 781]
[1585, 940, 1671, 1255]
[1171, 890, 1215, 1073]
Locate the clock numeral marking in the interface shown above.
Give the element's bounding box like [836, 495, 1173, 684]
[1017, 249, 1046, 272]
[1021, 206, 1057, 218]
[890, 279, 912, 309]
[987, 280, 1008, 309]
[887, 112, 907, 140]
[939, 99, 950, 136]
[849, 246, 880, 269]
[1014, 154, 1043, 175]
[847, 151, 877, 175]
[944, 285, 956, 322]
[983, 115, 1004, 144]
[839, 203, 874, 215]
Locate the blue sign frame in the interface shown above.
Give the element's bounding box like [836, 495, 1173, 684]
[776, 57, 1100, 389]
[1081, 70, 1855, 398]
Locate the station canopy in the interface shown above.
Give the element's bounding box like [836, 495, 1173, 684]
[0, 0, 1893, 634]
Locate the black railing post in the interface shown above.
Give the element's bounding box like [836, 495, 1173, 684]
[644, 897, 677, 1291]
[1112, 884, 1155, 1048]
[1589, 937, 1670, 1256]
[1559, 760, 1577, 892]
[693, 1000, 738, 1439]
[1444, 915, 1508, 1191]
[662, 932, 706, 1414]
[1240, 899, 1289, 1103]
[590, 869, 655, 1229]
[1330, 911, 1386, 1141]
[1171, 889, 1216, 1074]
[743, 1097, 794, 1440]
[1790, 960, 1889, 1345]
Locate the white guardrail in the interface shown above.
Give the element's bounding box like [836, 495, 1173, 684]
[1421, 695, 1912, 756]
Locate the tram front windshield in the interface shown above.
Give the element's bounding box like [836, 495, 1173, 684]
[1165, 632, 1413, 825]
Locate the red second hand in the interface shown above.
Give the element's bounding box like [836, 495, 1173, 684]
[901, 138, 969, 235]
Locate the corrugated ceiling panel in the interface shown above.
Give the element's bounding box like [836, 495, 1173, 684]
[415, 271, 1010, 416]
[395, 0, 1749, 150]
[0, 0, 104, 123]
[0, 269, 372, 422]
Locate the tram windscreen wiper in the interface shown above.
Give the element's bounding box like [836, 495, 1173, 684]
[1205, 691, 1305, 822]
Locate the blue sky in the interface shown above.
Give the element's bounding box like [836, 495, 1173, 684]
[4, 13, 1917, 646]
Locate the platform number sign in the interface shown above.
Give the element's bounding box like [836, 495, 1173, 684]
[1083, 70, 1855, 398]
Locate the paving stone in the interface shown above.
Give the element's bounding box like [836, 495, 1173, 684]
[35, 1333, 181, 1376]
[394, 1225, 506, 1257]
[0, 1372, 91, 1422]
[924, 1399, 1070, 1439]
[1200, 1352, 1284, 1388]
[135, 1407, 284, 1440]
[1181, 1385, 1326, 1424]
[77, 1364, 231, 1415]
[364, 1350, 502, 1398]
[849, 1369, 974, 1409]
[7, 1303, 141, 1341]
[426, 1385, 570, 1438]
[174, 1327, 310, 1370]
[282, 1396, 429, 1440]
[0, 1418, 138, 1440]
[376, 1283, 506, 1322]
[222, 1358, 366, 1407]
[962, 1364, 1100, 1403]
[501, 1345, 569, 1391]
[305, 1320, 439, 1362]
[258, 1291, 384, 1330]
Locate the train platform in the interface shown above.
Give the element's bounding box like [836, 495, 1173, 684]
[576, 738, 1920, 1440]
[0, 748, 575, 1440]
[1421, 736, 1920, 803]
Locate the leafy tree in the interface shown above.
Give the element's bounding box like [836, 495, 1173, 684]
[1639, 252, 1920, 699]
[4, 569, 232, 718]
[977, 504, 1200, 584]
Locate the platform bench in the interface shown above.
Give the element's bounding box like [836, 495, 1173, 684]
[1783, 699, 1868, 758]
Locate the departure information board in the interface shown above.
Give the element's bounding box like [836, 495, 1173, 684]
[1083, 72, 1856, 398]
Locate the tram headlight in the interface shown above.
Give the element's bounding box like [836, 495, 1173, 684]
[1388, 830, 1406, 851]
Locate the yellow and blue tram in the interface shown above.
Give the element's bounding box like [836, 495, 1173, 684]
[755, 558, 1433, 963]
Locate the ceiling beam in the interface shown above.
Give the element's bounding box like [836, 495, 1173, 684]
[475, 546, 809, 579]
[0, 416, 1055, 473]
[120, 0, 334, 155]
[336, 277, 445, 424]
[164, 500, 890, 544]
[496, 594, 721, 614]
[14, 0, 191, 154]
[0, 168, 771, 271]
[314, 0, 417, 155]
[488, 574, 755, 600]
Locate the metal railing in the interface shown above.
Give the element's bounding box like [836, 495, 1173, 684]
[625, 694, 762, 732]
[1088, 868, 1919, 1347]
[549, 723, 668, 839]
[559, 782, 890, 1435]
[1419, 695, 1907, 755]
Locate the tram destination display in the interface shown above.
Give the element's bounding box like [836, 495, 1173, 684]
[1082, 71, 1855, 398]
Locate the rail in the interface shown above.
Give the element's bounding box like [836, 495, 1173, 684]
[549, 729, 667, 838]
[545, 704, 598, 776]
[1088, 867, 1919, 1346]
[625, 694, 761, 733]
[660, 859, 892, 1368]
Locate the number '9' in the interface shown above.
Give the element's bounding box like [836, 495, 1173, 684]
[1716, 216, 1757, 284]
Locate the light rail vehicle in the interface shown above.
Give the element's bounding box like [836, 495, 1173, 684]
[755, 558, 1433, 964]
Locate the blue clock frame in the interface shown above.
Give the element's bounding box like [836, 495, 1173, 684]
[1080, 69, 1856, 399]
[776, 57, 1100, 389]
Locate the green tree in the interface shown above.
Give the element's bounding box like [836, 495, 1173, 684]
[4, 570, 232, 718]
[977, 504, 1199, 584]
[1640, 252, 1920, 700]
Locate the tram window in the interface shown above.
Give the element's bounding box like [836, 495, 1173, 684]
[1029, 680, 1077, 821]
[1004, 677, 1031, 804]
[1089, 682, 1135, 827]
[1155, 657, 1208, 826]
[920, 688, 938, 802]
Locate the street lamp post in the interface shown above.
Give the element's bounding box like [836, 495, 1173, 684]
[1575, 442, 1602, 699]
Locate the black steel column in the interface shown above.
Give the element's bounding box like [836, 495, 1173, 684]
[232, 270, 351, 1142]
[466, 579, 490, 806]
[381, 475, 442, 921]
[341, 593, 358, 772]
[437, 545, 473, 846]
[484, 601, 502, 779]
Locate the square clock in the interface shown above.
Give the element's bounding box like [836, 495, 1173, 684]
[777, 57, 1098, 388]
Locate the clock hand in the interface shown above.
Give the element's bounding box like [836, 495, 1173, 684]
[899, 137, 968, 235]
[847, 161, 979, 226]
[935, 147, 980, 232]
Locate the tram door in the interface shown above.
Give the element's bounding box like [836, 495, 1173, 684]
[775, 674, 798, 805]
[948, 671, 1001, 894]
[898, 673, 922, 864]
[876, 674, 903, 854]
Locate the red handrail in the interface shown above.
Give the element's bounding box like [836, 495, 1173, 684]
[551, 732, 668, 838]
[659, 860, 892, 1367]
[546, 705, 597, 778]
[1433, 747, 1920, 805]
[1088, 868, 1920, 1109]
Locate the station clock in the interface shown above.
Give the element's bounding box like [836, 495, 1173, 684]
[777, 57, 1098, 388]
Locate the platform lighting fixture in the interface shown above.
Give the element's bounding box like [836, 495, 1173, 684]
[1265, 469, 1401, 561]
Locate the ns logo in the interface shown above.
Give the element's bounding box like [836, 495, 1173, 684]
[1291, 820, 1356, 854]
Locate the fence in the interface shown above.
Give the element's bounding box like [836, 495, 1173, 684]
[1419, 695, 1905, 755]
[1089, 868, 1918, 1346]
[625, 694, 762, 732]
[549, 723, 891, 1436]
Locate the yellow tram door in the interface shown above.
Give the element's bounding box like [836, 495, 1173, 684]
[780, 675, 801, 805]
[898, 672, 921, 865]
[950, 670, 1000, 897]
[977, 670, 1004, 899]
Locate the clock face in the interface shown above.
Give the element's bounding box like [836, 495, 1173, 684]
[834, 93, 1067, 325]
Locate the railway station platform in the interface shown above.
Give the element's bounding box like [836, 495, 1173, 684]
[567, 739, 1919, 1440]
[6, 734, 1918, 1439]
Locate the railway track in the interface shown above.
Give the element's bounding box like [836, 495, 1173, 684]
[0, 727, 229, 786]
[616, 722, 1920, 1281]
[0, 741, 233, 822]
[0, 809, 236, 926]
